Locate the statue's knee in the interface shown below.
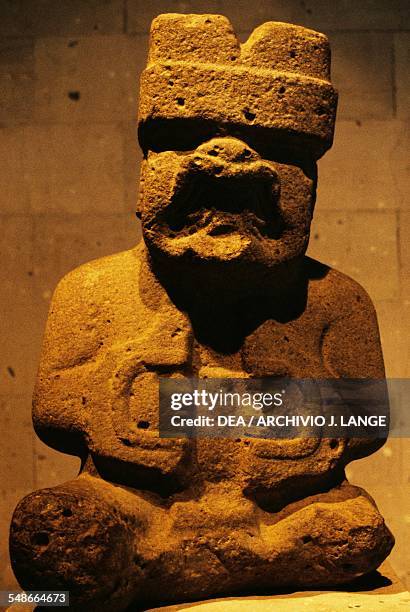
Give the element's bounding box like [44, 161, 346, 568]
[10, 483, 136, 610]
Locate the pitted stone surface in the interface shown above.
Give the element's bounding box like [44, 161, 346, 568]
[9, 13, 394, 612]
[139, 16, 337, 158]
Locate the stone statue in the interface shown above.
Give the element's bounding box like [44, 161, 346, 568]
[10, 15, 394, 611]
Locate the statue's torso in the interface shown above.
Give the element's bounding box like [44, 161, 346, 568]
[34, 244, 384, 502]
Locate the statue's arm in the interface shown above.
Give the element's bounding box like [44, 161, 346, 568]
[322, 275, 387, 460]
[322, 281, 385, 379]
[33, 263, 103, 457]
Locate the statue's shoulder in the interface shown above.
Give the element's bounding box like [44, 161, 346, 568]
[304, 256, 377, 314]
[51, 245, 142, 309]
[44, 245, 143, 343]
[38, 245, 144, 374]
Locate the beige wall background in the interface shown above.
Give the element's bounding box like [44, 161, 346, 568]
[0, 0, 409, 593]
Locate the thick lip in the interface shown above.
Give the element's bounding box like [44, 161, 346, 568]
[162, 156, 283, 240]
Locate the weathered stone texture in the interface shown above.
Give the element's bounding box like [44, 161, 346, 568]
[139, 16, 337, 159]
[0, 0, 409, 600]
[7, 14, 397, 610]
[233, 30, 395, 121]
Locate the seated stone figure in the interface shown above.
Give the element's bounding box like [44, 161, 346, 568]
[10, 14, 393, 611]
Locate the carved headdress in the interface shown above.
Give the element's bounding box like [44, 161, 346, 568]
[138, 14, 338, 159]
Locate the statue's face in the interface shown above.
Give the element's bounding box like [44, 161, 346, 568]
[139, 136, 317, 269]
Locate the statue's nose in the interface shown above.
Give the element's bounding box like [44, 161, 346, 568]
[196, 137, 260, 164]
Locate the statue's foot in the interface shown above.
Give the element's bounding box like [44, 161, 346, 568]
[256, 485, 394, 588]
[9, 475, 139, 611]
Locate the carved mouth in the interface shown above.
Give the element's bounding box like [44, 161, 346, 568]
[164, 171, 283, 240]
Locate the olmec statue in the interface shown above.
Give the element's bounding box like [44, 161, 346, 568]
[10, 15, 393, 611]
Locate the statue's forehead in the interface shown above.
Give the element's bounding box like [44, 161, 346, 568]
[138, 14, 338, 160]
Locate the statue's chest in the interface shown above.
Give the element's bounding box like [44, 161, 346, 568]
[100, 288, 335, 414]
[190, 312, 332, 379]
[92, 301, 333, 478]
[124, 307, 332, 379]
